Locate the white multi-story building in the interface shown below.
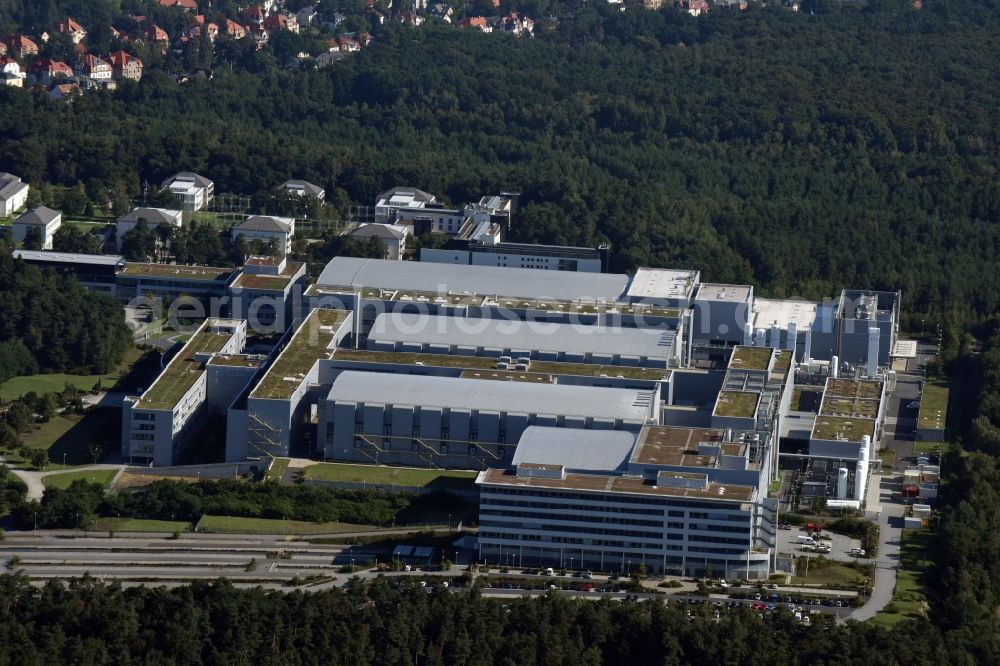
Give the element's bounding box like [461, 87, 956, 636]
[121, 319, 249, 466]
[161, 172, 214, 211]
[116, 207, 183, 250]
[0, 172, 29, 217]
[231, 215, 296, 254]
[477, 424, 775, 578]
[12, 206, 61, 249]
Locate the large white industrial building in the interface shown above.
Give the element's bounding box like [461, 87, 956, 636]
[122, 252, 908, 577]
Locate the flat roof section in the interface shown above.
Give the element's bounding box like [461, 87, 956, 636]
[251, 308, 350, 400]
[326, 371, 656, 423]
[120, 263, 235, 281]
[696, 283, 753, 304]
[232, 260, 304, 291]
[825, 378, 882, 400]
[332, 348, 669, 381]
[729, 346, 773, 371]
[812, 417, 874, 442]
[512, 426, 638, 472]
[315, 256, 629, 302]
[752, 297, 819, 331]
[714, 391, 760, 418]
[138, 321, 240, 409]
[479, 468, 755, 501]
[625, 267, 699, 301]
[631, 426, 728, 467]
[13, 250, 125, 267]
[369, 313, 677, 362]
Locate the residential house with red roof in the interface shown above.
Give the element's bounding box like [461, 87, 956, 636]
[49, 82, 81, 101]
[30, 58, 73, 85]
[457, 17, 492, 32]
[0, 56, 25, 88]
[55, 18, 87, 44]
[224, 19, 246, 39]
[144, 25, 170, 44]
[2, 35, 39, 59]
[107, 50, 143, 81]
[159, 0, 199, 10]
[75, 54, 113, 80]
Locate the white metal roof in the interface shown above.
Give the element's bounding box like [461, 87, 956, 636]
[316, 257, 629, 302]
[625, 267, 700, 301]
[512, 426, 637, 472]
[695, 283, 753, 304]
[369, 312, 677, 360]
[326, 371, 655, 422]
[13, 249, 124, 267]
[752, 297, 819, 331]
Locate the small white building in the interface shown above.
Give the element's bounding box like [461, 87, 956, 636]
[231, 215, 296, 254]
[0, 57, 26, 88]
[13, 206, 62, 249]
[348, 223, 409, 260]
[278, 179, 325, 200]
[0, 172, 29, 217]
[160, 172, 214, 211]
[116, 207, 183, 250]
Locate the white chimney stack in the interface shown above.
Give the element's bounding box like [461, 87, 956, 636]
[867, 326, 880, 378]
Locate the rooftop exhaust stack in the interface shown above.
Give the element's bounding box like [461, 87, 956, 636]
[755, 328, 766, 347]
[867, 327, 880, 378]
[802, 329, 812, 364]
[831, 355, 839, 379]
[786, 322, 797, 353]
[769, 323, 781, 349]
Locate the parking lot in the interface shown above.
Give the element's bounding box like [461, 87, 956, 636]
[775, 525, 862, 562]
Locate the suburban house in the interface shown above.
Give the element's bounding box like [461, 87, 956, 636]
[278, 179, 325, 200]
[13, 207, 62, 249]
[348, 223, 410, 260]
[49, 82, 81, 100]
[107, 50, 143, 80]
[116, 207, 184, 250]
[1, 35, 39, 59]
[0, 173, 29, 218]
[144, 25, 170, 45]
[159, 0, 199, 10]
[231, 215, 296, 254]
[224, 19, 247, 39]
[30, 58, 73, 84]
[75, 54, 113, 80]
[55, 18, 87, 44]
[0, 56, 25, 87]
[457, 17, 492, 32]
[161, 172, 214, 211]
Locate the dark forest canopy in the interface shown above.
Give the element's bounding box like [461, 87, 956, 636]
[0, 246, 132, 380]
[2, 3, 1000, 325]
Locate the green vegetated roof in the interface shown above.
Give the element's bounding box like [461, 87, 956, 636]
[729, 346, 773, 371]
[138, 328, 233, 409]
[917, 383, 949, 431]
[251, 309, 350, 400]
[121, 262, 234, 281]
[812, 416, 874, 442]
[714, 390, 760, 418]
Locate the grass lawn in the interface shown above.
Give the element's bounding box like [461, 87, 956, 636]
[43, 469, 117, 490]
[790, 562, 867, 587]
[871, 530, 932, 627]
[914, 441, 949, 456]
[196, 515, 379, 535]
[303, 463, 478, 489]
[917, 382, 949, 431]
[267, 457, 291, 481]
[878, 448, 896, 470]
[0, 348, 144, 400]
[18, 407, 120, 468]
[93, 518, 192, 533]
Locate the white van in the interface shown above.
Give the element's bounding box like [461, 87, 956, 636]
[796, 535, 816, 546]
[543, 568, 555, 576]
